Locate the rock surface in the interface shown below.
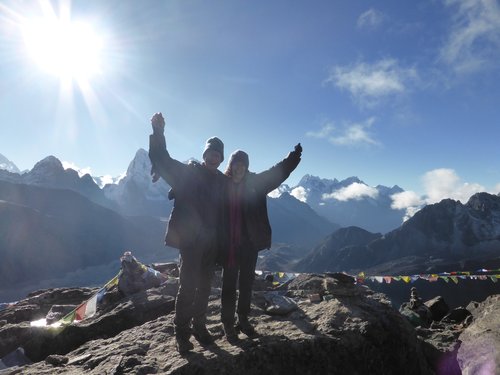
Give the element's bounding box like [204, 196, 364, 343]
[0, 273, 498, 374]
[457, 295, 500, 374]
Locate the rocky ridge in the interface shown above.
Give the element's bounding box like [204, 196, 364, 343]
[1, 271, 498, 374]
[299, 193, 500, 276]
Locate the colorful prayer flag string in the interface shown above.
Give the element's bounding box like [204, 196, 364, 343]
[356, 268, 500, 284]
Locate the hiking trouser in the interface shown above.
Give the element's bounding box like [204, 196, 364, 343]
[174, 243, 217, 335]
[221, 245, 258, 324]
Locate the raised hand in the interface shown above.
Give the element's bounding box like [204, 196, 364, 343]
[294, 143, 302, 154]
[151, 112, 165, 135]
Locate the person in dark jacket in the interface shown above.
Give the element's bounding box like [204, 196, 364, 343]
[221, 144, 302, 341]
[148, 112, 227, 354]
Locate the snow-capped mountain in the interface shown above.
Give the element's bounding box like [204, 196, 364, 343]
[103, 149, 172, 216]
[0, 152, 408, 234]
[0, 153, 20, 174]
[280, 174, 406, 234]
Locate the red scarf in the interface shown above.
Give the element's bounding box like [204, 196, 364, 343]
[227, 181, 244, 268]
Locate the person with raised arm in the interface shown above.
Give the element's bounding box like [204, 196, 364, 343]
[148, 112, 227, 354]
[220, 144, 302, 342]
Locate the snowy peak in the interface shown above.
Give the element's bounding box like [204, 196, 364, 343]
[297, 174, 340, 192]
[376, 184, 404, 195]
[295, 174, 368, 197]
[285, 174, 406, 233]
[125, 148, 156, 186]
[103, 148, 171, 216]
[110, 148, 165, 192]
[340, 176, 363, 186]
[0, 153, 20, 173]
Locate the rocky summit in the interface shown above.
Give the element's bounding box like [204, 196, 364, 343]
[0, 271, 498, 374]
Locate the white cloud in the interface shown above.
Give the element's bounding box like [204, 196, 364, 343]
[495, 183, 500, 194]
[62, 161, 92, 177]
[290, 186, 308, 202]
[268, 184, 291, 199]
[306, 118, 379, 147]
[441, 0, 500, 73]
[267, 189, 281, 198]
[306, 123, 335, 139]
[323, 182, 379, 201]
[98, 175, 118, 186]
[422, 168, 485, 204]
[390, 191, 424, 210]
[390, 168, 488, 221]
[357, 8, 385, 30]
[326, 58, 418, 107]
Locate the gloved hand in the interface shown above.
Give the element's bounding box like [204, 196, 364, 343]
[289, 142, 302, 167]
[151, 112, 165, 135]
[294, 143, 302, 155]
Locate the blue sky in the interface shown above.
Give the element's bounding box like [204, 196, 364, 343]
[1, 0, 500, 211]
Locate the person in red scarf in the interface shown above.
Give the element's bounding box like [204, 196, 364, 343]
[221, 144, 302, 342]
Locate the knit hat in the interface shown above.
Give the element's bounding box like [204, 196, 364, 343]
[203, 136, 224, 161]
[228, 150, 249, 169]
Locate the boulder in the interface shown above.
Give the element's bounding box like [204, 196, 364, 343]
[441, 307, 471, 324]
[457, 295, 500, 374]
[425, 296, 449, 322]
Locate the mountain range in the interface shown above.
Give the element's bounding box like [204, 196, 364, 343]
[1, 151, 499, 306]
[297, 193, 500, 275]
[294, 192, 500, 307]
[0, 151, 337, 301]
[278, 174, 406, 233]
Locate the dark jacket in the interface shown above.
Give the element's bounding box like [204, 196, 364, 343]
[149, 134, 227, 249]
[236, 149, 301, 251]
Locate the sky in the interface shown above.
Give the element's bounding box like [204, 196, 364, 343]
[1, 0, 500, 214]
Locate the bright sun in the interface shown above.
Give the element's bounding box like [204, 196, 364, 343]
[22, 18, 103, 81]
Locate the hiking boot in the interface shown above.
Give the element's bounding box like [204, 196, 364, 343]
[223, 323, 239, 343]
[237, 316, 257, 338]
[192, 323, 215, 345]
[176, 335, 194, 355]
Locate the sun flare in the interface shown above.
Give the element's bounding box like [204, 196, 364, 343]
[22, 18, 103, 81]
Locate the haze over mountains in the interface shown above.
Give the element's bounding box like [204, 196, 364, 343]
[1, 151, 499, 306]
